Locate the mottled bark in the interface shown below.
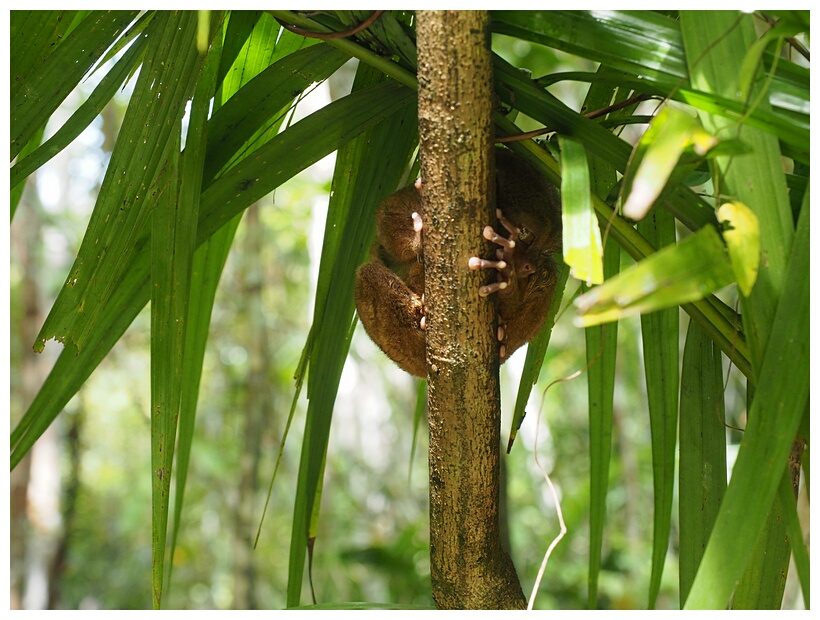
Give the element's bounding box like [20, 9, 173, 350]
[416, 10, 526, 609]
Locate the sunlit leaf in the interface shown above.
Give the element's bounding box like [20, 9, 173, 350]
[559, 136, 603, 285]
[737, 18, 802, 101]
[622, 106, 716, 221]
[492, 10, 808, 161]
[681, 10, 793, 369]
[716, 201, 760, 297]
[574, 225, 734, 327]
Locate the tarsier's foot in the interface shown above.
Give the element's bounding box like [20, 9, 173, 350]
[468, 208, 519, 297]
[469, 208, 524, 354]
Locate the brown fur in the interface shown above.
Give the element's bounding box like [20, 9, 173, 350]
[355, 148, 562, 377]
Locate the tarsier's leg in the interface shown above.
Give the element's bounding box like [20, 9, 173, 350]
[374, 185, 424, 265]
[355, 262, 427, 378]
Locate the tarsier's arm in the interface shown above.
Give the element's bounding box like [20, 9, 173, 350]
[355, 148, 562, 377]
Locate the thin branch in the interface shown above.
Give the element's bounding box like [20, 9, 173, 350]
[274, 10, 384, 41]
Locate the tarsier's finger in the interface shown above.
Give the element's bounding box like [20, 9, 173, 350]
[496, 209, 519, 238]
[479, 281, 508, 297]
[483, 226, 515, 250]
[497, 325, 505, 342]
[468, 256, 507, 271]
[411, 212, 423, 232]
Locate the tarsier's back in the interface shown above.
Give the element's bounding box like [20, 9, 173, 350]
[355, 147, 562, 377]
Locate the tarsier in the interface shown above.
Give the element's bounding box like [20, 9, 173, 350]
[355, 148, 562, 378]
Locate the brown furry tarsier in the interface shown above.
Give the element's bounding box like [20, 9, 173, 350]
[354, 148, 562, 378]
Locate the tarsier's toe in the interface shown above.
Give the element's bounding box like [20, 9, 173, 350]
[479, 281, 508, 297]
[468, 256, 506, 271]
[483, 225, 515, 249]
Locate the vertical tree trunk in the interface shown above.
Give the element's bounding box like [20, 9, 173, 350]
[416, 10, 526, 609]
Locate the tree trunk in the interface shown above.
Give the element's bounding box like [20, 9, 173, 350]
[416, 10, 526, 609]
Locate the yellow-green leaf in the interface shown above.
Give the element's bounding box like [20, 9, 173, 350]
[717, 201, 760, 297]
[559, 136, 603, 285]
[574, 225, 734, 327]
[622, 106, 716, 221]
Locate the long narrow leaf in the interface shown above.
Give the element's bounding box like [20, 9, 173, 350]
[10, 125, 45, 221]
[637, 208, 679, 609]
[506, 262, 569, 453]
[286, 64, 418, 608]
[492, 10, 808, 159]
[198, 80, 416, 243]
[11, 32, 147, 189]
[10, 11, 79, 100]
[574, 225, 734, 327]
[683, 185, 808, 609]
[12, 73, 419, 470]
[148, 11, 208, 609]
[678, 319, 727, 605]
[680, 10, 794, 369]
[559, 136, 602, 285]
[205, 42, 349, 180]
[777, 455, 809, 608]
[165, 14, 226, 601]
[585, 241, 619, 608]
[732, 465, 793, 609]
[34, 10, 204, 357]
[11, 10, 139, 160]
